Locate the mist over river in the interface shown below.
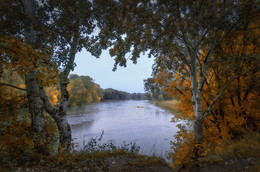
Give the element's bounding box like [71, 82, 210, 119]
[67, 100, 185, 159]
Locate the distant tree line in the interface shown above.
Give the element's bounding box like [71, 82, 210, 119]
[144, 78, 172, 101]
[66, 74, 151, 106]
[102, 88, 150, 101]
[68, 74, 104, 106]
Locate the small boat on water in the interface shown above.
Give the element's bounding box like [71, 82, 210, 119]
[137, 105, 144, 108]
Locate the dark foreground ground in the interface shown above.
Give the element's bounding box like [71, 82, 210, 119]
[180, 157, 259, 172]
[1, 152, 259, 172]
[0, 151, 173, 172]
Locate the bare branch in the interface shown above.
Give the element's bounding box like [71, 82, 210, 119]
[197, 38, 217, 93]
[0, 82, 26, 91]
[173, 86, 185, 96]
[203, 75, 239, 119]
[194, 28, 209, 52]
[181, 30, 193, 59]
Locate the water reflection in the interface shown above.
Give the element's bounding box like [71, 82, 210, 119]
[67, 100, 181, 159]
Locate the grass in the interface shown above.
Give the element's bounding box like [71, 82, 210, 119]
[0, 148, 172, 171]
[151, 100, 179, 112]
[204, 131, 260, 160]
[194, 131, 260, 171]
[0, 130, 173, 171]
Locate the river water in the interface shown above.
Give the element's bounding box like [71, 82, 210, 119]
[67, 100, 183, 159]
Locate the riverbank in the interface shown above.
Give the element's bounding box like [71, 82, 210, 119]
[2, 142, 259, 172]
[3, 138, 258, 172]
[150, 100, 178, 112]
[1, 150, 173, 172]
[151, 100, 193, 121]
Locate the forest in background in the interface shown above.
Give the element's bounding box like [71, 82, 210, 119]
[0, 0, 259, 171]
[47, 73, 151, 107]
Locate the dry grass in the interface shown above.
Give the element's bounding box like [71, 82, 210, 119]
[196, 131, 260, 171]
[152, 100, 193, 121]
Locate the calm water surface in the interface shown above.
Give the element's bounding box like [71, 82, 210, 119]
[67, 100, 184, 158]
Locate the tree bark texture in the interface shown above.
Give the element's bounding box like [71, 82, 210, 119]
[25, 70, 47, 154]
[51, 31, 79, 151]
[56, 75, 72, 151]
[40, 86, 71, 152]
[194, 96, 204, 144]
[22, 0, 48, 154]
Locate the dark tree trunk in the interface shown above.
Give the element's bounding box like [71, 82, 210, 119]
[56, 74, 72, 151]
[55, 106, 72, 151]
[23, 0, 48, 154]
[25, 70, 47, 154]
[39, 27, 79, 152]
[39, 74, 72, 152]
[194, 117, 203, 144]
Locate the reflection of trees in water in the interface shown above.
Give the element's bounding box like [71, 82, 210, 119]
[71, 120, 95, 150]
[70, 120, 94, 133]
[67, 104, 99, 116]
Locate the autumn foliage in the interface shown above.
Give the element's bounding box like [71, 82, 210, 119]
[151, 8, 260, 169]
[0, 36, 58, 85]
[67, 74, 103, 107]
[0, 0, 259, 170]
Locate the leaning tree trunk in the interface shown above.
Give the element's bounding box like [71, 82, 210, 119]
[39, 75, 71, 152]
[56, 74, 72, 151]
[38, 25, 79, 152]
[53, 30, 79, 151]
[39, 80, 71, 152]
[23, 0, 48, 154]
[39, 38, 79, 152]
[54, 108, 72, 152]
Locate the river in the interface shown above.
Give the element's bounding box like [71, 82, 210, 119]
[67, 100, 184, 159]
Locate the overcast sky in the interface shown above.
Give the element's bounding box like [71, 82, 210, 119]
[71, 49, 154, 93]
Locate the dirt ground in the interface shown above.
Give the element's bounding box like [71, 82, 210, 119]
[2, 154, 259, 172]
[1, 155, 173, 172]
[180, 157, 259, 172]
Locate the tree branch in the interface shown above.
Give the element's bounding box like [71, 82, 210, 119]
[203, 75, 239, 119]
[197, 37, 217, 93]
[39, 86, 57, 115]
[0, 82, 27, 91]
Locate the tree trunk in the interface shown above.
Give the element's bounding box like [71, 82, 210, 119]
[194, 115, 203, 144]
[51, 30, 79, 151]
[39, 27, 79, 152]
[22, 0, 48, 154]
[55, 108, 72, 151]
[39, 85, 71, 152]
[194, 94, 204, 144]
[190, 56, 204, 144]
[56, 74, 72, 151]
[39, 74, 72, 152]
[25, 70, 47, 154]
